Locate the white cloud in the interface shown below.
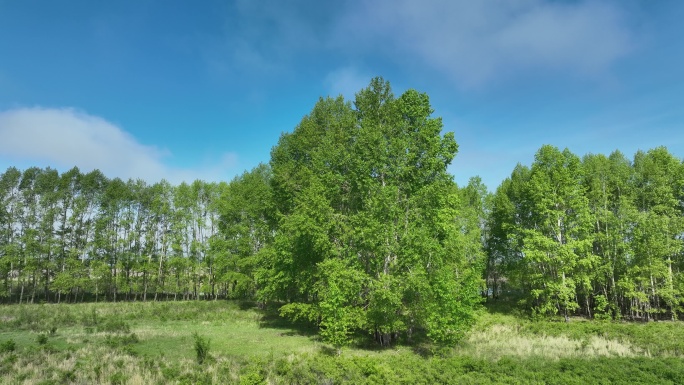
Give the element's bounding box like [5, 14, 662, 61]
[0, 107, 238, 184]
[201, 0, 635, 88]
[335, 0, 633, 87]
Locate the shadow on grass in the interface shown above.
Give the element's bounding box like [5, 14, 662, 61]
[406, 334, 454, 358]
[253, 302, 476, 357]
[255, 304, 428, 354]
[318, 345, 339, 356]
[256, 305, 320, 338]
[237, 300, 257, 311]
[347, 328, 438, 356]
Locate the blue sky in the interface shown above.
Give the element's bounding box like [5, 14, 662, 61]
[0, 0, 682, 190]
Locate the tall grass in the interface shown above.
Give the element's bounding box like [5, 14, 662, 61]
[464, 324, 641, 360]
[2, 345, 682, 384]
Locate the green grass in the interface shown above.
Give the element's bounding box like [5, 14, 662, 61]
[1, 300, 683, 383]
[1, 301, 320, 360]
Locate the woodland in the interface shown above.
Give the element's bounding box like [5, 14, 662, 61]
[1, 78, 683, 383]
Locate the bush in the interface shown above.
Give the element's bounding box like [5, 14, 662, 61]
[193, 332, 210, 365]
[109, 371, 128, 385]
[36, 334, 49, 345]
[104, 333, 139, 349]
[0, 340, 16, 353]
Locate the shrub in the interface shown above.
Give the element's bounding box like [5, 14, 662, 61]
[104, 333, 139, 349]
[37, 333, 49, 345]
[0, 339, 16, 353]
[162, 365, 181, 381]
[193, 332, 210, 365]
[109, 371, 127, 385]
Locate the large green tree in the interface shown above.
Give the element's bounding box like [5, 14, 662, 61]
[262, 77, 482, 346]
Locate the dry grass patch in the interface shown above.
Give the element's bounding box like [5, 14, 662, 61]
[464, 324, 643, 360]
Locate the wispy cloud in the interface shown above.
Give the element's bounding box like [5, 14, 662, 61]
[324, 67, 373, 99]
[334, 0, 634, 88]
[206, 0, 634, 88]
[0, 107, 238, 183]
[205, 0, 327, 79]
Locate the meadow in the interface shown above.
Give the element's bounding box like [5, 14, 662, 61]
[1, 300, 684, 384]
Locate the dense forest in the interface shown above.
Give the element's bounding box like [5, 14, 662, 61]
[1, 78, 683, 347]
[487, 145, 684, 322]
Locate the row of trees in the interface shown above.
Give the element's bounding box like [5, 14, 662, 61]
[487, 145, 684, 321]
[0, 164, 277, 303]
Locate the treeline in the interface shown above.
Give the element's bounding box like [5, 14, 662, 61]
[487, 145, 684, 321]
[3, 76, 682, 345]
[0, 164, 276, 303]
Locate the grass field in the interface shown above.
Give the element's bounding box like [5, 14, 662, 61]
[1, 300, 683, 384]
